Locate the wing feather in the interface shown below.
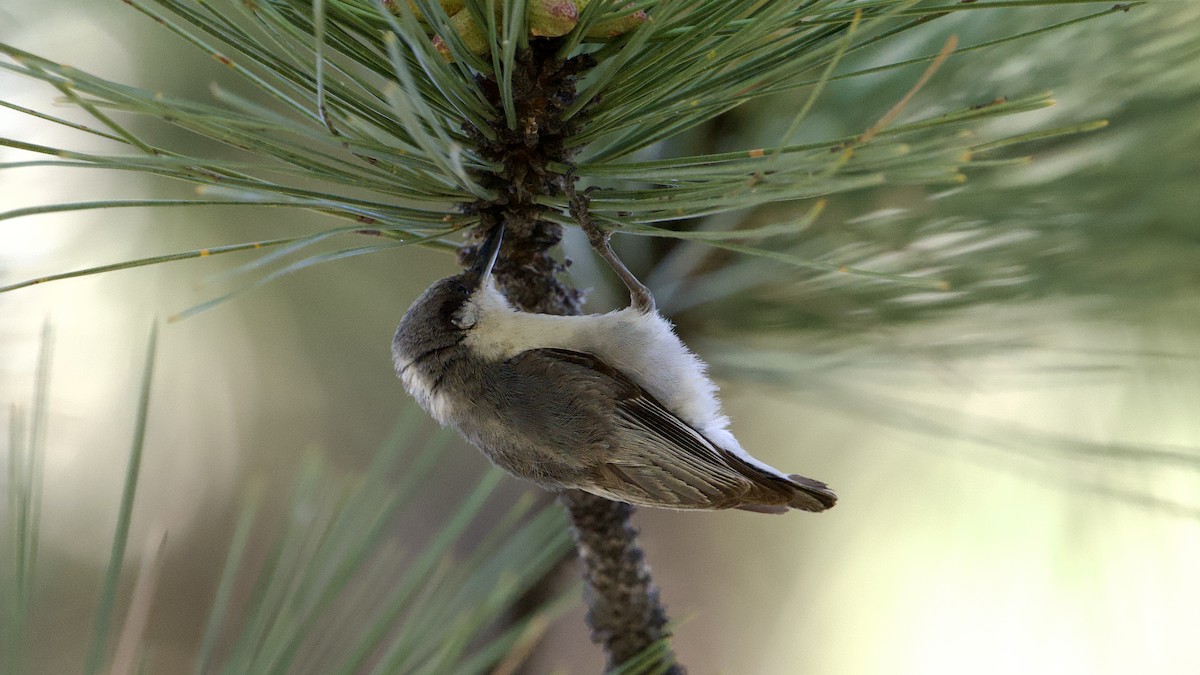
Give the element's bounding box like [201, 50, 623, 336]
[508, 348, 833, 511]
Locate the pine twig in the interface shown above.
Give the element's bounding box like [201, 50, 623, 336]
[560, 492, 679, 672]
[460, 211, 680, 671]
[454, 39, 680, 670]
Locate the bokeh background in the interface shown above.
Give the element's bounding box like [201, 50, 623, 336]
[3, 2, 1199, 673]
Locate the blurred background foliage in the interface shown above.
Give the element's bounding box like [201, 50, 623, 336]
[2, 1, 1199, 674]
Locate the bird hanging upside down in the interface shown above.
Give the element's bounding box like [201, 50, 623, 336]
[392, 220, 836, 514]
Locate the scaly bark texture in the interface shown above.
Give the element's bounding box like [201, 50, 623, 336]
[454, 40, 681, 672]
[559, 491, 680, 672]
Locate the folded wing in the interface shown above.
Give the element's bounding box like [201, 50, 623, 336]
[506, 348, 836, 512]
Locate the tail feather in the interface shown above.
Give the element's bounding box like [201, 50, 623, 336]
[787, 474, 837, 512]
[736, 502, 789, 515]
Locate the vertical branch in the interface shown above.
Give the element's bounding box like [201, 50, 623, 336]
[460, 39, 681, 672]
[474, 217, 679, 669]
[559, 492, 679, 672]
[471, 219, 679, 671]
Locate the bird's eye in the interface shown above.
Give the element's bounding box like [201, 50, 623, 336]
[440, 298, 478, 330]
[454, 282, 468, 296]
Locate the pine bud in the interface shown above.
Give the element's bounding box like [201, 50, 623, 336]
[432, 8, 489, 62]
[529, 0, 580, 38]
[574, 0, 647, 38]
[397, 0, 465, 22]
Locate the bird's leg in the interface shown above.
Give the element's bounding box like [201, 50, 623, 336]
[565, 177, 656, 314]
[589, 225, 656, 314]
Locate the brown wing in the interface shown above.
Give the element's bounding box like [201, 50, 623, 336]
[510, 348, 835, 512]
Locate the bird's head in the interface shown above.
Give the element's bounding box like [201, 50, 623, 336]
[392, 223, 504, 378]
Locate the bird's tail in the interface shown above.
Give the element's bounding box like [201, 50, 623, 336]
[786, 474, 837, 512]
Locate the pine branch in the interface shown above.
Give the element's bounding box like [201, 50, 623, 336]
[448, 38, 681, 670]
[560, 493, 679, 671]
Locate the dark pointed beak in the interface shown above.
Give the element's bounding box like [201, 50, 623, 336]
[463, 223, 504, 291]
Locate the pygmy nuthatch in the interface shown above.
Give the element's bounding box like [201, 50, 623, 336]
[392, 223, 836, 513]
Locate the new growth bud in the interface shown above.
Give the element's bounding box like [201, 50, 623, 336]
[401, 0, 465, 21]
[575, 0, 647, 38]
[530, 0, 579, 38]
[432, 8, 490, 61]
[422, 0, 646, 62]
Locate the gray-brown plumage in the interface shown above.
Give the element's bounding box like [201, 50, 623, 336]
[392, 223, 836, 513]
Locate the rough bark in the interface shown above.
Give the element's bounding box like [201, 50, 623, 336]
[559, 492, 680, 672]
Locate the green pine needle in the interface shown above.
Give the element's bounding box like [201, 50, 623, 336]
[84, 323, 159, 675]
[1, 0, 1128, 309]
